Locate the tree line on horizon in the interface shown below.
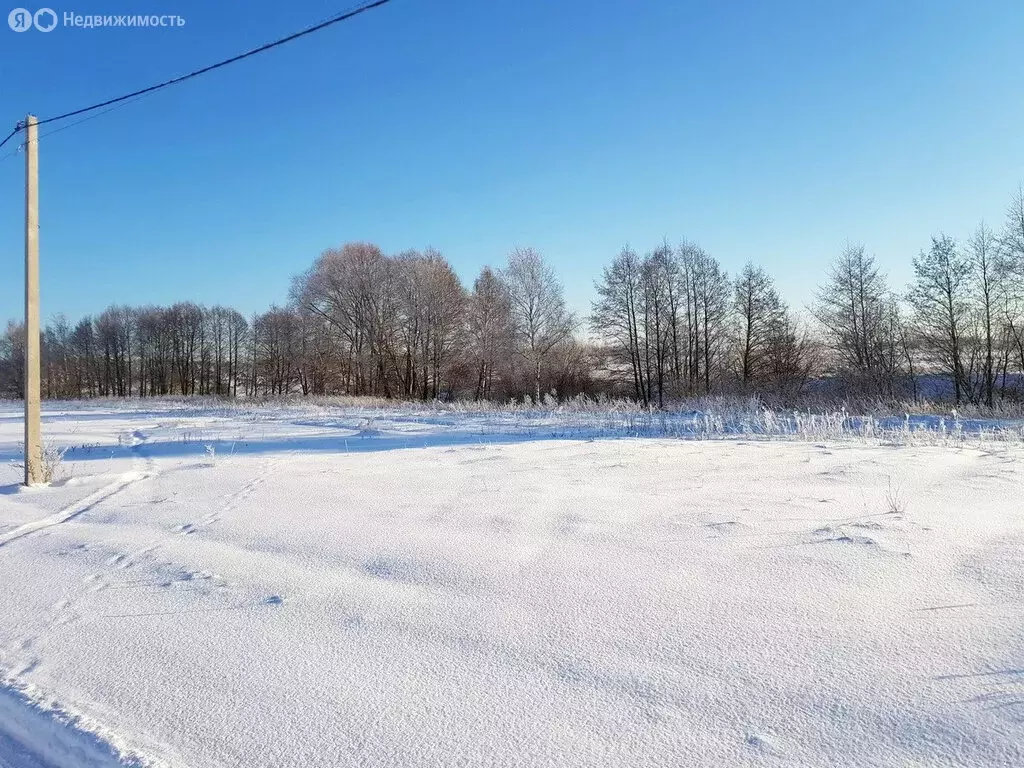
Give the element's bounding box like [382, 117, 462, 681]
[2, 187, 1024, 409]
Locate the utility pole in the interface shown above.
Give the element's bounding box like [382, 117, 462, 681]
[24, 115, 41, 485]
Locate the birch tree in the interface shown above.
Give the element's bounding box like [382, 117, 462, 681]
[501, 247, 576, 402]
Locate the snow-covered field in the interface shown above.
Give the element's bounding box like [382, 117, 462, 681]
[0, 401, 1022, 767]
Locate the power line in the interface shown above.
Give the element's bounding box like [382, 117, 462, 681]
[1, 95, 157, 165]
[0, 127, 19, 152]
[0, 0, 394, 147]
[36, 0, 394, 127]
[1, 67, 215, 164]
[38, 94, 153, 141]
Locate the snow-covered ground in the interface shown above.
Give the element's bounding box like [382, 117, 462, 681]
[0, 401, 1022, 767]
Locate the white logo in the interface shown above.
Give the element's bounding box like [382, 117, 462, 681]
[33, 7, 56, 31]
[7, 7, 56, 31]
[8, 9, 186, 31]
[8, 7, 31, 30]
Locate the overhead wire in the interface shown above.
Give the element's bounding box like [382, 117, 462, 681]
[0, 94, 156, 163]
[0, 0, 394, 149]
[0, 127, 20, 152]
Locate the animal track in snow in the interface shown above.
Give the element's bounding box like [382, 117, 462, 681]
[811, 525, 911, 558]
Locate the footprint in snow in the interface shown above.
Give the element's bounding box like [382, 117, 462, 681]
[813, 526, 878, 546]
[705, 520, 747, 534]
[812, 528, 911, 558]
[745, 733, 782, 755]
[834, 534, 880, 547]
[15, 659, 40, 677]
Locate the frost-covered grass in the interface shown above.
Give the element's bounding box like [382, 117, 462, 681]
[11, 394, 1023, 448]
[0, 403, 1022, 766]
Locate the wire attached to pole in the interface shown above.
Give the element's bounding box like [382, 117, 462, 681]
[0, 0, 394, 149]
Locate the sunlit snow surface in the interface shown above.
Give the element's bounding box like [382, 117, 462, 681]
[0, 400, 1022, 767]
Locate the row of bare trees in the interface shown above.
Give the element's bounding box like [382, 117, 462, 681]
[288, 243, 579, 401]
[591, 243, 815, 406]
[811, 188, 1024, 405]
[0, 304, 251, 400]
[0, 245, 586, 402]
[2, 186, 1024, 407]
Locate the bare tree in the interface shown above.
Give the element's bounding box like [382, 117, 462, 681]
[732, 263, 785, 389]
[591, 246, 647, 402]
[468, 266, 514, 401]
[1001, 185, 1024, 271]
[764, 309, 817, 400]
[813, 244, 904, 396]
[683, 245, 731, 395]
[43, 314, 74, 399]
[420, 250, 466, 400]
[0, 321, 26, 398]
[908, 234, 975, 404]
[640, 246, 677, 407]
[997, 187, 1024, 396]
[968, 223, 1001, 407]
[501, 248, 576, 402]
[292, 242, 392, 396]
[389, 250, 466, 400]
[593, 242, 734, 402]
[254, 307, 300, 396]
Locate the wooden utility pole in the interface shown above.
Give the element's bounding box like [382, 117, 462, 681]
[24, 115, 41, 485]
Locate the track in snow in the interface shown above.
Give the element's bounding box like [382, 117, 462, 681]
[0, 685, 143, 768]
[0, 471, 151, 549]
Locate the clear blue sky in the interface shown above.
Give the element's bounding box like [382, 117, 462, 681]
[1, 0, 1022, 324]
